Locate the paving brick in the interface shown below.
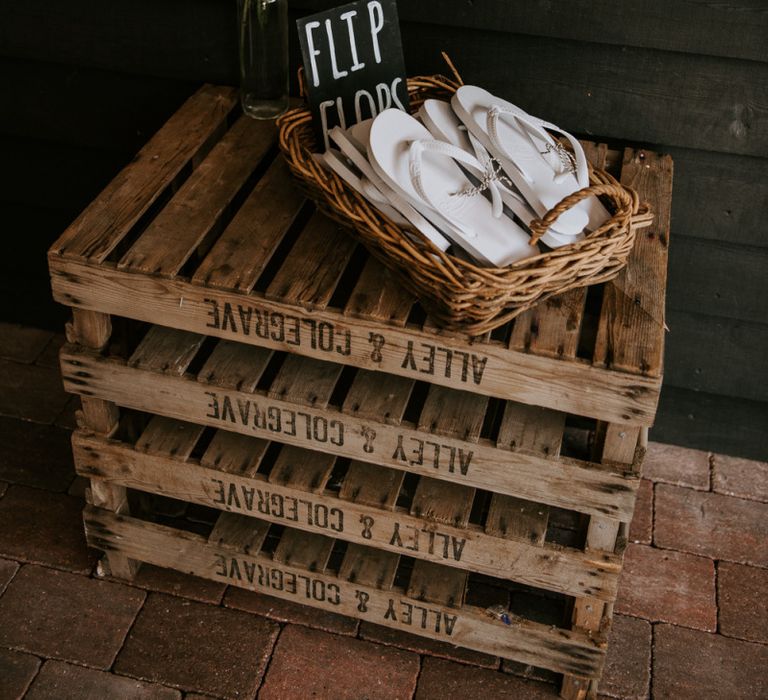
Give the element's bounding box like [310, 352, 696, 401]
[114, 593, 279, 698]
[599, 614, 651, 700]
[643, 442, 710, 490]
[34, 334, 65, 370]
[0, 564, 145, 669]
[26, 660, 182, 700]
[0, 648, 41, 700]
[125, 564, 226, 605]
[0, 417, 74, 492]
[416, 657, 557, 699]
[260, 625, 420, 700]
[615, 544, 716, 631]
[712, 453, 768, 503]
[0, 485, 96, 573]
[718, 562, 768, 644]
[0, 359, 70, 424]
[653, 624, 768, 700]
[0, 556, 19, 595]
[628, 478, 652, 544]
[0, 323, 53, 364]
[359, 622, 499, 669]
[224, 586, 357, 637]
[655, 484, 768, 566]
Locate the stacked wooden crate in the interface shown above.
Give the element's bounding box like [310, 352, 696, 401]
[48, 85, 672, 698]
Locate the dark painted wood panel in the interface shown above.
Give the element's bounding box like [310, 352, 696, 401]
[399, 25, 768, 158]
[293, 0, 768, 63]
[0, 136, 130, 213]
[667, 147, 768, 247]
[664, 311, 768, 403]
[667, 236, 768, 324]
[2, 205, 73, 329]
[652, 385, 768, 461]
[0, 56, 197, 152]
[3, 7, 767, 158]
[1, 1, 237, 83]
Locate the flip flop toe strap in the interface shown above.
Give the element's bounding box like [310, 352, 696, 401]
[408, 139, 510, 219]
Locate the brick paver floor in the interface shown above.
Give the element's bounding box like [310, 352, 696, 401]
[0, 320, 766, 699]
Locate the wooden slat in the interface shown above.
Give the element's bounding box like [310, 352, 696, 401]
[593, 149, 672, 376]
[117, 116, 275, 276]
[197, 340, 272, 391]
[73, 430, 623, 601]
[50, 84, 237, 261]
[509, 291, 586, 358]
[135, 416, 204, 460]
[84, 508, 606, 679]
[487, 404, 566, 544]
[208, 512, 270, 554]
[268, 355, 342, 407]
[274, 529, 335, 572]
[269, 445, 336, 494]
[192, 158, 305, 291]
[128, 326, 204, 375]
[407, 385, 487, 609]
[407, 560, 466, 609]
[200, 431, 269, 477]
[265, 212, 357, 308]
[343, 258, 414, 325]
[338, 544, 399, 589]
[50, 259, 662, 425]
[71, 308, 137, 580]
[61, 347, 640, 520]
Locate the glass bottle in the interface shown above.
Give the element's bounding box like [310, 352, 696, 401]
[237, 0, 289, 119]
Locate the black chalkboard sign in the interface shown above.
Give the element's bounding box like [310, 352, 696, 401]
[297, 0, 410, 151]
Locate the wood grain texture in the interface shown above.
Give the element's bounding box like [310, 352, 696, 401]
[134, 416, 204, 460]
[49, 84, 236, 261]
[128, 326, 204, 375]
[83, 507, 607, 678]
[117, 116, 275, 276]
[60, 347, 640, 519]
[196, 340, 273, 392]
[594, 149, 672, 377]
[192, 158, 306, 291]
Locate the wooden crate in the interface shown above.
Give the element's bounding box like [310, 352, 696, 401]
[48, 85, 672, 698]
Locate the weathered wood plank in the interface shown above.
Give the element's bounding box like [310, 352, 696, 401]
[61, 348, 639, 519]
[117, 116, 275, 276]
[73, 430, 623, 601]
[50, 260, 661, 425]
[200, 431, 269, 477]
[49, 84, 236, 261]
[128, 326, 204, 375]
[594, 149, 672, 377]
[208, 512, 270, 554]
[83, 507, 606, 678]
[197, 340, 272, 392]
[135, 416, 204, 460]
[264, 212, 357, 309]
[343, 259, 414, 326]
[192, 158, 305, 291]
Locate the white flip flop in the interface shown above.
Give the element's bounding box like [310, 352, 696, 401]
[368, 109, 535, 267]
[452, 86, 608, 235]
[317, 149, 410, 227]
[329, 127, 451, 252]
[418, 99, 586, 249]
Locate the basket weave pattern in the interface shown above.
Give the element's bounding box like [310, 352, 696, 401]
[277, 74, 650, 336]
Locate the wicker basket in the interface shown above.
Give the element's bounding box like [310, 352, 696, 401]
[277, 68, 652, 336]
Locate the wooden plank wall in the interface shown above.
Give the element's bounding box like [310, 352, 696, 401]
[2, 0, 766, 459]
